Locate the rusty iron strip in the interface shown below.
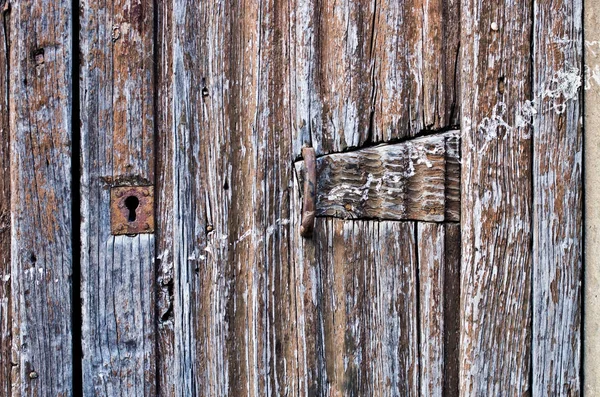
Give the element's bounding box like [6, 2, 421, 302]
[300, 147, 316, 238]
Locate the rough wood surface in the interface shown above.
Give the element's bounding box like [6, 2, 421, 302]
[9, 0, 74, 394]
[79, 0, 157, 394]
[418, 223, 445, 396]
[0, 1, 10, 395]
[442, 223, 460, 397]
[459, 0, 534, 394]
[295, 132, 460, 222]
[156, 0, 296, 395]
[293, 0, 460, 155]
[294, 218, 420, 395]
[532, 0, 582, 394]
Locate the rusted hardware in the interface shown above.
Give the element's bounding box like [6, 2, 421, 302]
[300, 147, 316, 238]
[110, 186, 155, 235]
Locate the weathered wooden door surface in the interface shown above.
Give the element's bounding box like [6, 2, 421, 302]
[0, 0, 582, 396]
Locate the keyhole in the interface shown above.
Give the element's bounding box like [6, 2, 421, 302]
[124, 196, 139, 222]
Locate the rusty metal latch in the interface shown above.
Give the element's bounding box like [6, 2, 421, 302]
[110, 186, 155, 235]
[300, 147, 316, 238]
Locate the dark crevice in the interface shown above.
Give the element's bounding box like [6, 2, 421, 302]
[151, 0, 162, 394]
[580, 0, 586, 389]
[70, 0, 83, 393]
[414, 222, 422, 397]
[528, 0, 535, 393]
[1, 1, 10, 396]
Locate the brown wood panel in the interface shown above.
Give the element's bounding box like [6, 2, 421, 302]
[292, 218, 420, 396]
[79, 0, 157, 394]
[373, 0, 460, 143]
[443, 223, 460, 397]
[295, 132, 460, 222]
[415, 222, 461, 397]
[156, 0, 296, 395]
[532, 0, 582, 393]
[9, 0, 74, 394]
[0, 2, 10, 395]
[292, 0, 460, 155]
[459, 0, 534, 394]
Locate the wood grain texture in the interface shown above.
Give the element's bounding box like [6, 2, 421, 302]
[373, 0, 460, 143]
[79, 0, 156, 394]
[532, 0, 582, 394]
[459, 0, 534, 394]
[442, 223, 460, 397]
[295, 132, 460, 222]
[417, 222, 460, 397]
[0, 1, 10, 395]
[292, 0, 460, 155]
[418, 223, 445, 396]
[156, 0, 296, 395]
[9, 0, 74, 394]
[293, 218, 420, 396]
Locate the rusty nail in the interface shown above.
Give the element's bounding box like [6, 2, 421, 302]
[206, 225, 214, 233]
[142, 189, 150, 197]
[29, 371, 38, 379]
[144, 223, 151, 230]
[115, 190, 124, 198]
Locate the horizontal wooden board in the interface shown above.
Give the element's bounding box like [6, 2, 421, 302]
[295, 132, 460, 222]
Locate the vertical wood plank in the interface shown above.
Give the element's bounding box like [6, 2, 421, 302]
[417, 222, 460, 397]
[422, 0, 460, 129]
[79, 0, 156, 394]
[418, 223, 445, 396]
[459, 0, 533, 394]
[292, 0, 376, 154]
[9, 0, 73, 394]
[294, 218, 420, 395]
[443, 223, 460, 397]
[532, 0, 582, 393]
[372, 0, 460, 142]
[293, 0, 460, 155]
[154, 0, 175, 394]
[0, 2, 10, 395]
[156, 0, 296, 395]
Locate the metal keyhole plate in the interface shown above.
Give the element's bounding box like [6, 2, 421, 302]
[110, 186, 155, 235]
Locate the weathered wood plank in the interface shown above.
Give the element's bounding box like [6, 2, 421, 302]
[532, 0, 582, 393]
[293, 217, 420, 395]
[156, 0, 296, 395]
[459, 0, 533, 394]
[154, 0, 175, 394]
[417, 222, 460, 397]
[293, 0, 460, 155]
[443, 223, 460, 396]
[9, 0, 73, 394]
[80, 0, 157, 394]
[0, 2, 10, 395]
[295, 132, 459, 222]
[291, 0, 375, 154]
[374, 0, 460, 142]
[418, 223, 445, 396]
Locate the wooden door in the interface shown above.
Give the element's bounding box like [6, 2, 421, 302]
[0, 0, 582, 396]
